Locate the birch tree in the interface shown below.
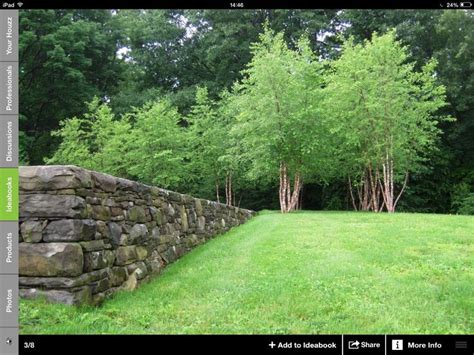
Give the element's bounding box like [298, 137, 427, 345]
[325, 31, 451, 212]
[232, 27, 326, 213]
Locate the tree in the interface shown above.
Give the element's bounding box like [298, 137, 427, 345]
[186, 87, 226, 202]
[48, 97, 187, 191]
[433, 11, 474, 188]
[324, 31, 451, 212]
[125, 101, 188, 190]
[114, 10, 339, 115]
[46, 98, 132, 178]
[336, 10, 474, 214]
[186, 87, 245, 206]
[231, 27, 326, 213]
[20, 10, 124, 164]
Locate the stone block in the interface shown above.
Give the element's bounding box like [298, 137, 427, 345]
[91, 171, 117, 192]
[185, 234, 200, 248]
[146, 260, 164, 274]
[187, 209, 197, 226]
[19, 242, 83, 277]
[19, 165, 92, 191]
[20, 220, 47, 243]
[115, 246, 138, 266]
[85, 196, 101, 205]
[197, 216, 206, 232]
[195, 199, 203, 217]
[91, 205, 110, 220]
[20, 194, 86, 218]
[19, 268, 109, 289]
[129, 224, 148, 244]
[110, 207, 123, 217]
[107, 222, 123, 246]
[126, 261, 148, 280]
[151, 227, 160, 241]
[95, 220, 109, 238]
[91, 278, 110, 294]
[20, 286, 92, 305]
[109, 267, 128, 287]
[83, 250, 115, 272]
[136, 246, 148, 260]
[168, 191, 182, 202]
[79, 240, 106, 252]
[128, 206, 146, 222]
[180, 206, 189, 232]
[162, 246, 178, 264]
[43, 219, 96, 242]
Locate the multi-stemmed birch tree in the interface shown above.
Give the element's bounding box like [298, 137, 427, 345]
[231, 27, 327, 213]
[324, 31, 451, 212]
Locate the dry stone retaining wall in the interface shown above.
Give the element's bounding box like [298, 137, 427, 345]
[18, 166, 255, 305]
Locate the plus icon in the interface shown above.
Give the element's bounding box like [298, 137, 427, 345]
[269, 341, 276, 349]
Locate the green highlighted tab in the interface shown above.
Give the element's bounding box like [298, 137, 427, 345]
[0, 168, 18, 220]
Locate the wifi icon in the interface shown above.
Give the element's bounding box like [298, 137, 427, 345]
[17, 2, 23, 6]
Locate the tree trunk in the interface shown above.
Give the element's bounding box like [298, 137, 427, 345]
[361, 171, 370, 211]
[368, 164, 379, 212]
[393, 171, 409, 211]
[381, 154, 395, 212]
[215, 180, 220, 204]
[225, 172, 233, 206]
[356, 182, 362, 211]
[278, 161, 302, 213]
[288, 172, 302, 211]
[348, 176, 358, 211]
[279, 162, 286, 213]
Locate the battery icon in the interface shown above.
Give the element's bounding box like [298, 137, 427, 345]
[460, 2, 472, 7]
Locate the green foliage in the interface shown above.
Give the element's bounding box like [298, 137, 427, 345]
[47, 117, 91, 167]
[182, 10, 338, 96]
[451, 182, 474, 215]
[185, 87, 249, 202]
[20, 10, 124, 164]
[340, 10, 474, 212]
[126, 101, 187, 190]
[24, 9, 474, 212]
[185, 87, 224, 196]
[114, 10, 187, 91]
[231, 27, 326, 184]
[457, 194, 474, 215]
[47, 98, 131, 177]
[324, 31, 450, 182]
[20, 212, 474, 334]
[48, 98, 187, 191]
[434, 11, 474, 170]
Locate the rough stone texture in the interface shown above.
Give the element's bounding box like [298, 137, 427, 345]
[20, 220, 47, 243]
[43, 219, 96, 242]
[109, 267, 128, 287]
[20, 194, 86, 218]
[20, 165, 92, 191]
[79, 240, 106, 252]
[19, 243, 84, 277]
[20, 287, 91, 305]
[19, 165, 255, 305]
[115, 246, 138, 266]
[83, 250, 115, 272]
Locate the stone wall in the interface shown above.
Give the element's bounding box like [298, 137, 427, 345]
[18, 166, 255, 305]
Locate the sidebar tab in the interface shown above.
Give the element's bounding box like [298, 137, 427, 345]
[0, 9, 19, 355]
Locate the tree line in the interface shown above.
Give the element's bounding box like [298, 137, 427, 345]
[48, 28, 449, 213]
[19, 10, 474, 214]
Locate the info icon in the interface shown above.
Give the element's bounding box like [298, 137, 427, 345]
[392, 339, 403, 351]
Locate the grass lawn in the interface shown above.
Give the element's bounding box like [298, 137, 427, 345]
[20, 211, 474, 334]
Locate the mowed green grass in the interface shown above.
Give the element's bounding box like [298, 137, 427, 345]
[20, 211, 473, 334]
